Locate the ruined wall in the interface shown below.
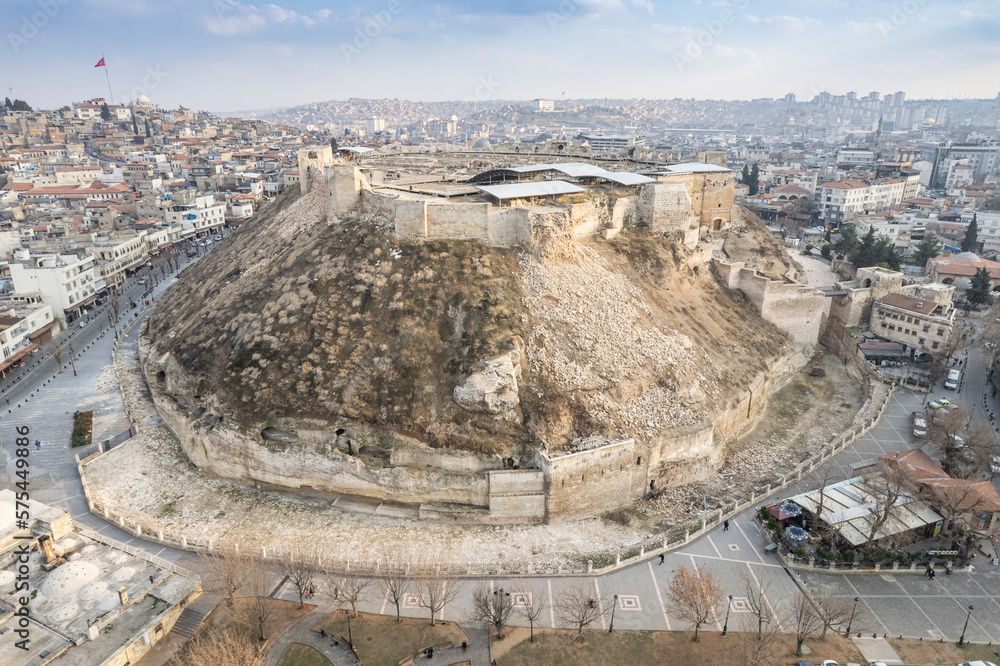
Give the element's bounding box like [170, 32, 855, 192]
[658, 171, 735, 230]
[488, 207, 532, 246]
[296, 145, 334, 195]
[830, 287, 872, 328]
[488, 470, 546, 522]
[538, 439, 638, 520]
[637, 181, 696, 242]
[326, 166, 369, 219]
[426, 202, 490, 240]
[716, 260, 826, 347]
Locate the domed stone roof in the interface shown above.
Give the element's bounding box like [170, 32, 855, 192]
[953, 251, 981, 261]
[473, 137, 492, 150]
[41, 560, 100, 598]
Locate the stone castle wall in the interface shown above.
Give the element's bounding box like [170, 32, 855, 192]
[715, 259, 826, 347]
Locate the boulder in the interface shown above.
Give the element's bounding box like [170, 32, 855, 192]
[453, 349, 521, 415]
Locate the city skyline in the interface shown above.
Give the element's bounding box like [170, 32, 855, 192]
[3, 0, 1000, 112]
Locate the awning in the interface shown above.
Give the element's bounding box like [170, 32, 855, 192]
[0, 344, 37, 374]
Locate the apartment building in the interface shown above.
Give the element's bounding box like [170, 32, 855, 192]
[871, 290, 956, 358]
[0, 302, 55, 375]
[819, 178, 906, 225]
[8, 252, 102, 323]
[88, 231, 149, 288]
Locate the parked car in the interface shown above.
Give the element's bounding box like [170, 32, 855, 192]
[187, 250, 198, 258]
[945, 368, 961, 390]
[78, 320, 86, 328]
[929, 398, 951, 409]
[214, 235, 223, 241]
[912, 412, 927, 437]
[138, 276, 148, 284]
[959, 661, 998, 666]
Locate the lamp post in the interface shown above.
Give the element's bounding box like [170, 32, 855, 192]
[493, 588, 510, 638]
[959, 604, 974, 647]
[722, 595, 733, 636]
[68, 341, 77, 377]
[609, 594, 618, 633]
[345, 609, 353, 650]
[845, 597, 859, 637]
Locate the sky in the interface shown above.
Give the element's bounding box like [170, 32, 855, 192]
[2, 0, 999, 112]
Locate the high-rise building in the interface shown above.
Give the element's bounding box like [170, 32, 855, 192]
[366, 116, 385, 133]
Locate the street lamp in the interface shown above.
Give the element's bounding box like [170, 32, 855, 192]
[722, 595, 733, 636]
[845, 597, 859, 637]
[345, 609, 353, 650]
[609, 594, 618, 633]
[68, 341, 77, 377]
[959, 604, 974, 647]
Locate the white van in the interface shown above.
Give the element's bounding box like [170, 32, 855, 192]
[945, 368, 961, 390]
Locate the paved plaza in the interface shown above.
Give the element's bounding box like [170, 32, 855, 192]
[3, 261, 999, 651]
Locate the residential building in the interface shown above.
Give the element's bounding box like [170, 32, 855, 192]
[8, 252, 101, 323]
[871, 290, 956, 357]
[927, 252, 1000, 289]
[88, 231, 149, 288]
[0, 302, 55, 375]
[579, 134, 645, 153]
[819, 178, 906, 225]
[536, 99, 555, 112]
[922, 141, 1000, 188]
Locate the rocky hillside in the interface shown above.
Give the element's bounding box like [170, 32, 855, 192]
[147, 188, 790, 456]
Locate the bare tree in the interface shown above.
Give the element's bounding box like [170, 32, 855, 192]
[666, 563, 724, 643]
[930, 405, 970, 455]
[859, 467, 915, 549]
[736, 611, 782, 666]
[955, 420, 998, 480]
[175, 626, 264, 666]
[330, 570, 373, 618]
[53, 346, 63, 372]
[469, 584, 515, 640]
[553, 583, 606, 640]
[280, 548, 317, 610]
[740, 569, 776, 638]
[516, 585, 547, 643]
[415, 571, 463, 626]
[791, 592, 822, 657]
[981, 306, 1000, 367]
[198, 544, 250, 606]
[376, 557, 410, 623]
[231, 556, 277, 641]
[812, 586, 866, 637]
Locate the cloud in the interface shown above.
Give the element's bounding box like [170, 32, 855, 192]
[763, 15, 820, 31]
[203, 1, 331, 36]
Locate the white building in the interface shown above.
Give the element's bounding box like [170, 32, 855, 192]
[819, 178, 906, 226]
[836, 149, 875, 165]
[961, 210, 1000, 254]
[162, 195, 226, 236]
[9, 253, 101, 323]
[580, 134, 645, 153]
[366, 116, 385, 133]
[0, 302, 55, 375]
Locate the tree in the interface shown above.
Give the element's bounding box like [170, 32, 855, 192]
[968, 266, 991, 307]
[553, 583, 606, 640]
[833, 223, 859, 259]
[198, 543, 251, 606]
[101, 103, 112, 121]
[859, 467, 915, 549]
[741, 164, 750, 186]
[175, 626, 264, 666]
[328, 570, 372, 618]
[930, 405, 970, 457]
[980, 305, 1000, 367]
[145, 119, 152, 138]
[280, 549, 317, 610]
[964, 420, 1000, 481]
[852, 226, 879, 268]
[469, 584, 515, 640]
[820, 244, 832, 260]
[415, 571, 462, 626]
[962, 214, 979, 253]
[376, 557, 410, 623]
[748, 164, 760, 196]
[874, 234, 900, 270]
[330, 137, 339, 152]
[231, 556, 276, 641]
[3, 97, 10, 109]
[812, 586, 866, 637]
[791, 592, 822, 656]
[11, 99, 31, 111]
[666, 563, 724, 642]
[53, 346, 63, 373]
[516, 585, 547, 642]
[736, 611, 782, 666]
[132, 112, 139, 135]
[913, 232, 941, 268]
[740, 569, 776, 638]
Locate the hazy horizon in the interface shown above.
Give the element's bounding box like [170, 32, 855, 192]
[4, 0, 1000, 112]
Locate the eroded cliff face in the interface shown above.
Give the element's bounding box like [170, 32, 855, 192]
[144, 188, 792, 505]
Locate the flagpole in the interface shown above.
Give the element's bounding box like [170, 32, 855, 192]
[102, 55, 115, 104]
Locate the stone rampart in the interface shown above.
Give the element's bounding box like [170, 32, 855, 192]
[537, 439, 638, 520]
[715, 259, 826, 347]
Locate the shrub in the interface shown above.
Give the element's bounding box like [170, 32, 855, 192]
[821, 244, 832, 259]
[793, 545, 807, 558]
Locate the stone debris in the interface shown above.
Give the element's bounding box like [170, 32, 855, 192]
[520, 245, 707, 444]
[453, 348, 521, 414]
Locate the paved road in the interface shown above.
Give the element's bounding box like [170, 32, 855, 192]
[6, 245, 999, 650]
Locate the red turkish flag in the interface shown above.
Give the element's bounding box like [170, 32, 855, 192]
[95, 57, 105, 67]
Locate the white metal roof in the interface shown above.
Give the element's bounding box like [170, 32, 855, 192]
[651, 162, 733, 174]
[476, 181, 586, 200]
[507, 162, 609, 178]
[595, 172, 655, 185]
[340, 146, 373, 153]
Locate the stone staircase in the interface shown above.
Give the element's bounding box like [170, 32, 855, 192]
[171, 595, 220, 637]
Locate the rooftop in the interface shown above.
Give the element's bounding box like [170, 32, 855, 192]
[476, 180, 586, 200]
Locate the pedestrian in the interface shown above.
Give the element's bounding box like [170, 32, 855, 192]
[4, 395, 8, 405]
[34, 440, 40, 450]
[320, 629, 326, 638]
[724, 519, 730, 531]
[149, 575, 154, 584]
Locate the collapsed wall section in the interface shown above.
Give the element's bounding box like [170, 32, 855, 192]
[715, 259, 826, 347]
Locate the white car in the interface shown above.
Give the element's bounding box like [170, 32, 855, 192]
[960, 661, 998, 666]
[214, 235, 223, 241]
